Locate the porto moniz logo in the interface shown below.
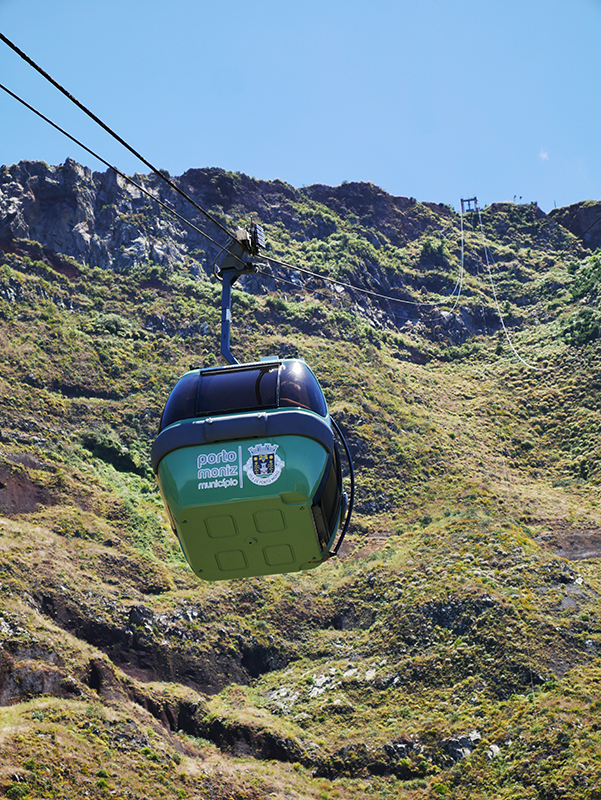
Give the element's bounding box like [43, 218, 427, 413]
[244, 443, 285, 486]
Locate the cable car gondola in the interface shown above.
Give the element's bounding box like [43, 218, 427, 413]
[151, 225, 354, 582]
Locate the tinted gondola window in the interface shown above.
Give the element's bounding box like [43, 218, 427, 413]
[160, 372, 199, 430]
[160, 361, 327, 430]
[279, 361, 327, 417]
[198, 366, 279, 416]
[320, 447, 343, 532]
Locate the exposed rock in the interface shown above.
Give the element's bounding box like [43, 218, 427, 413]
[198, 715, 307, 762]
[314, 739, 428, 779]
[0, 158, 573, 344]
[0, 462, 56, 515]
[32, 589, 288, 695]
[0, 644, 84, 705]
[549, 200, 601, 250]
[442, 730, 482, 761]
[536, 531, 601, 561]
[487, 744, 501, 759]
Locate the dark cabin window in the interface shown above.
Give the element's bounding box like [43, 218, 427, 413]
[198, 366, 279, 416]
[320, 447, 342, 533]
[160, 371, 199, 430]
[279, 361, 327, 417]
[160, 360, 327, 431]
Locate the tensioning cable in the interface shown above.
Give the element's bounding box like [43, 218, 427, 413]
[258, 252, 436, 310]
[449, 206, 466, 311]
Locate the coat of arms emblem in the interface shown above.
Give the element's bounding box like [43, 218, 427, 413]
[243, 443, 285, 486]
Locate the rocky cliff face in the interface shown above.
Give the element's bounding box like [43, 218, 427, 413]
[0, 160, 454, 270]
[549, 200, 601, 250]
[0, 158, 584, 349]
[0, 158, 579, 271]
[0, 159, 191, 270]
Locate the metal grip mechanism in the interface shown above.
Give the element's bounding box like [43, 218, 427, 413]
[217, 223, 266, 365]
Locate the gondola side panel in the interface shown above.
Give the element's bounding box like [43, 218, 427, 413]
[156, 435, 330, 580]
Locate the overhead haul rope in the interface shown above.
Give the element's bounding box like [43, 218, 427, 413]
[256, 211, 470, 311]
[1, 32, 526, 331]
[0, 74, 433, 301]
[449, 208, 466, 311]
[259, 252, 440, 310]
[0, 64, 545, 357]
[0, 32, 236, 243]
[571, 213, 601, 248]
[255, 268, 311, 292]
[0, 81, 249, 269]
[556, 209, 601, 258]
[0, 72, 391, 304]
[1, 33, 476, 314]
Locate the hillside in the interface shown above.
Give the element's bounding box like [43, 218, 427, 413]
[1, 160, 601, 799]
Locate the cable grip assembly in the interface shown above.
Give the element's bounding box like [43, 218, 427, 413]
[217, 223, 266, 365]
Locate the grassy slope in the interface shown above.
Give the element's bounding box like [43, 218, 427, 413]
[0, 202, 601, 799]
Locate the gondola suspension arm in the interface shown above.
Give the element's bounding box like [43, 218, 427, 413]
[216, 223, 265, 365]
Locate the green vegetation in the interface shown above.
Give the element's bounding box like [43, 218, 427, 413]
[1, 175, 601, 798]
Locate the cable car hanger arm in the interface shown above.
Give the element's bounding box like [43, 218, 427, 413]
[217, 224, 266, 365]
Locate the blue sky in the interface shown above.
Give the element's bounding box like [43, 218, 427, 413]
[1, 0, 600, 212]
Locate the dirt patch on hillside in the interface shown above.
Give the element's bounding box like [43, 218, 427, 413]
[0, 467, 54, 515]
[535, 531, 601, 560]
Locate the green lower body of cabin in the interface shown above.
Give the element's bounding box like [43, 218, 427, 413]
[156, 434, 331, 581]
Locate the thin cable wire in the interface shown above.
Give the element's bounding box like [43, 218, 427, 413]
[556, 209, 601, 257]
[449, 208, 465, 311]
[0, 32, 236, 242]
[1, 31, 475, 315]
[476, 207, 546, 372]
[0, 75, 450, 302]
[0, 30, 493, 323]
[0, 81, 249, 269]
[571, 213, 601, 244]
[257, 263, 414, 308]
[260, 252, 433, 309]
[255, 269, 309, 291]
[0, 81, 529, 353]
[262, 235, 471, 313]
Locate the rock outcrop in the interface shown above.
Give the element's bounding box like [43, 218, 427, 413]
[0, 159, 580, 345]
[549, 200, 601, 250]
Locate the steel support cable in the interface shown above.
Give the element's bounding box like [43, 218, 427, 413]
[255, 267, 430, 343]
[259, 261, 426, 311]
[261, 231, 472, 312]
[0, 26, 468, 314]
[571, 213, 601, 246]
[259, 252, 434, 310]
[449, 207, 466, 311]
[0, 82, 249, 268]
[555, 209, 601, 258]
[0, 32, 236, 242]
[0, 72, 449, 303]
[254, 269, 309, 291]
[0, 27, 471, 313]
[476, 207, 545, 372]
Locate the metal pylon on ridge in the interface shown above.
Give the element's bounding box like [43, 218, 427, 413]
[460, 197, 479, 214]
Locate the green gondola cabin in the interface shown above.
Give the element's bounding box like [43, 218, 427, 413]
[151, 358, 348, 581]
